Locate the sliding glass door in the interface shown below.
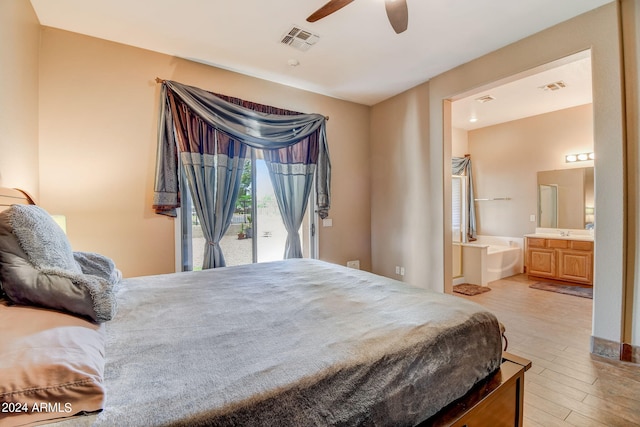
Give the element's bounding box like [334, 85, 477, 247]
[179, 148, 317, 270]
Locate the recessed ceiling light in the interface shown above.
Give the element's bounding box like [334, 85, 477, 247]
[288, 59, 300, 67]
[469, 117, 478, 123]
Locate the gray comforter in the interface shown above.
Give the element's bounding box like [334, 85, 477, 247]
[59, 259, 502, 426]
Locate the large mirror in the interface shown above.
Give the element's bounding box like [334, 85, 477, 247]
[537, 167, 594, 229]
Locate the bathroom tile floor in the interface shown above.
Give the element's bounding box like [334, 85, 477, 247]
[455, 274, 640, 427]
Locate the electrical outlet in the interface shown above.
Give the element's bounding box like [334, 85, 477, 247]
[529, 214, 536, 222]
[346, 260, 360, 270]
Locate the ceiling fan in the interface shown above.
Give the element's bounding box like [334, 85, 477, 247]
[306, 0, 409, 34]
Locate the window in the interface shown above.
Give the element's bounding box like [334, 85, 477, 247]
[452, 175, 467, 243]
[452, 175, 467, 278]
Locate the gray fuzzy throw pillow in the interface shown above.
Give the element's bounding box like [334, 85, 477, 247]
[0, 205, 119, 322]
[10, 205, 81, 273]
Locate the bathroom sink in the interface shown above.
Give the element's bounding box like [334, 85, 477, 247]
[561, 234, 594, 241]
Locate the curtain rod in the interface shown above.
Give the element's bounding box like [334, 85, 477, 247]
[154, 77, 329, 121]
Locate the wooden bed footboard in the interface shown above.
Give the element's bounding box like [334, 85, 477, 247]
[419, 352, 531, 427]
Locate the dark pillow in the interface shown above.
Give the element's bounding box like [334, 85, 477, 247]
[0, 205, 119, 322]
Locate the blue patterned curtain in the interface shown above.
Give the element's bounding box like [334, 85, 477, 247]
[263, 135, 318, 258]
[452, 156, 477, 241]
[167, 93, 246, 268]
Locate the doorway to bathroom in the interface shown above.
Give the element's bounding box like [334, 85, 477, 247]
[448, 50, 595, 306]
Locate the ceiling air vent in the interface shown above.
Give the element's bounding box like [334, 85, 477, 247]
[540, 81, 567, 91]
[475, 95, 495, 103]
[280, 26, 320, 52]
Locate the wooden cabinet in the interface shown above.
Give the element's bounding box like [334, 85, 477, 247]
[557, 247, 593, 284]
[525, 237, 593, 285]
[527, 238, 555, 278]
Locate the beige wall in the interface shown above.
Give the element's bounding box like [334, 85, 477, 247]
[468, 104, 593, 238]
[0, 0, 40, 198]
[37, 28, 371, 278]
[451, 128, 468, 157]
[370, 83, 431, 285]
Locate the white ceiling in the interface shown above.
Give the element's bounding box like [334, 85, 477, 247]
[452, 51, 593, 130]
[30, 0, 606, 125]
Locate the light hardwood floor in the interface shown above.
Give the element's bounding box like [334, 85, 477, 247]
[455, 274, 640, 427]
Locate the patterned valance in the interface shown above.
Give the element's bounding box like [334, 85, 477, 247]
[153, 80, 331, 219]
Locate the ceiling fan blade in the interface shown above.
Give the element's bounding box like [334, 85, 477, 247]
[307, 0, 355, 22]
[385, 0, 408, 34]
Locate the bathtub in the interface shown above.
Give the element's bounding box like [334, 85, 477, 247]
[457, 235, 524, 286]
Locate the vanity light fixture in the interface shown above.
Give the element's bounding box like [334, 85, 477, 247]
[565, 152, 594, 163]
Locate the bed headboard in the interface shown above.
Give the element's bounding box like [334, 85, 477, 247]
[0, 188, 36, 212]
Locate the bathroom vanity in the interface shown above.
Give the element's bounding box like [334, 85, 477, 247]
[524, 232, 593, 286]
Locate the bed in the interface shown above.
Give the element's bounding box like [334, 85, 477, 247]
[0, 190, 529, 427]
